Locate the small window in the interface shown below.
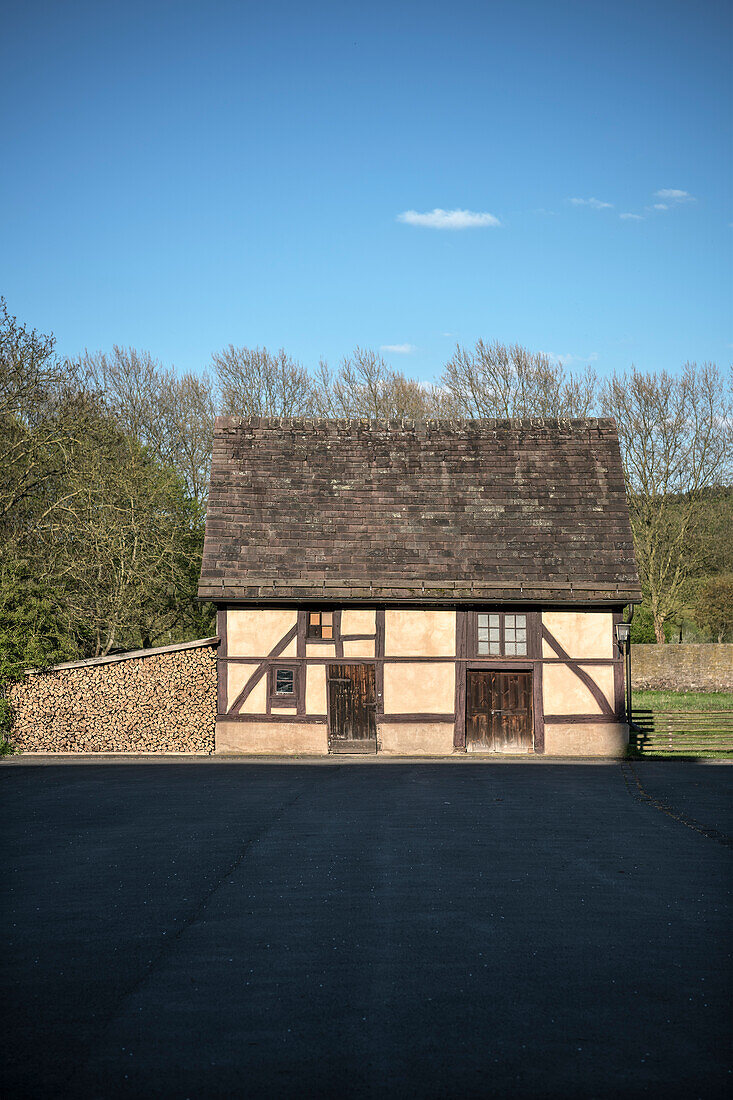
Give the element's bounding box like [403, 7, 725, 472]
[307, 610, 333, 640]
[478, 612, 527, 656]
[275, 668, 295, 695]
[269, 664, 299, 709]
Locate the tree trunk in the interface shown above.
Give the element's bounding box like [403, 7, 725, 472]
[653, 615, 666, 644]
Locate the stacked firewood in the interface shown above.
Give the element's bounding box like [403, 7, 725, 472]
[8, 646, 217, 753]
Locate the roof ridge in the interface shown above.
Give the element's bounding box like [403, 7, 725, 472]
[214, 415, 617, 430]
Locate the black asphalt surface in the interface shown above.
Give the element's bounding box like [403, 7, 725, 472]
[2, 761, 731, 1099]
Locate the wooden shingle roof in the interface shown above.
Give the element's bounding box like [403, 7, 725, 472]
[198, 417, 641, 605]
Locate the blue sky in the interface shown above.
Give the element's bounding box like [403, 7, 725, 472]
[1, 0, 731, 382]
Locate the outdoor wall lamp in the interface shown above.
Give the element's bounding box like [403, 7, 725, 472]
[615, 622, 632, 726]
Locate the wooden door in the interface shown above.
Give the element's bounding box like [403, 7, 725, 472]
[327, 664, 377, 754]
[466, 670, 533, 752]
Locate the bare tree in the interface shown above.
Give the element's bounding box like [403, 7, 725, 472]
[213, 345, 317, 417]
[80, 346, 215, 507]
[156, 371, 216, 509]
[82, 345, 166, 452]
[314, 347, 452, 419]
[440, 339, 598, 418]
[603, 362, 732, 643]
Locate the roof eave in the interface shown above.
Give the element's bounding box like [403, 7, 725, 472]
[198, 582, 643, 606]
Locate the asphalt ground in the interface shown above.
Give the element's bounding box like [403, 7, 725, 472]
[2, 761, 731, 1099]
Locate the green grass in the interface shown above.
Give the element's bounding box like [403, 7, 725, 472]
[630, 689, 733, 758]
[633, 689, 733, 712]
[626, 749, 733, 758]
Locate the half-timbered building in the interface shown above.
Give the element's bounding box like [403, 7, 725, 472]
[198, 417, 641, 755]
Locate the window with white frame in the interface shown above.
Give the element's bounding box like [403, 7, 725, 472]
[477, 612, 527, 656]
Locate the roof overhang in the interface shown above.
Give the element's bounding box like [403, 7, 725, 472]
[198, 579, 643, 606]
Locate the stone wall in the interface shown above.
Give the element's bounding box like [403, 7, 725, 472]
[631, 643, 733, 693]
[8, 639, 218, 753]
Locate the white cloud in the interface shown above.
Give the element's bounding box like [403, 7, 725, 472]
[654, 189, 694, 203]
[541, 351, 599, 366]
[568, 197, 614, 210]
[397, 208, 501, 229]
[649, 189, 696, 214]
[620, 212, 644, 221]
[380, 343, 416, 354]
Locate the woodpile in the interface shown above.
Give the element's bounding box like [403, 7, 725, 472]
[8, 644, 217, 753]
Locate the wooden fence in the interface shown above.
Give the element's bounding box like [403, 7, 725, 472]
[631, 710, 733, 755]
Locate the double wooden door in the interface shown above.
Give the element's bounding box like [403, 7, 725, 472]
[327, 664, 377, 754]
[466, 670, 534, 752]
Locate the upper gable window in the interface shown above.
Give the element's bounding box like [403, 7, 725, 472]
[478, 612, 527, 656]
[307, 611, 333, 640]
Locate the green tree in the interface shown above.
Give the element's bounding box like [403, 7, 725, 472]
[0, 297, 70, 534]
[694, 575, 733, 642]
[40, 398, 211, 655]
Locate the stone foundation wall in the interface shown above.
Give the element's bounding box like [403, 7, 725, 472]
[8, 639, 218, 753]
[631, 644, 733, 693]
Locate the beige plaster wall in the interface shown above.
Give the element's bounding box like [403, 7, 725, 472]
[383, 661, 455, 714]
[544, 722, 629, 757]
[342, 639, 375, 658]
[227, 665, 269, 712]
[341, 609, 376, 635]
[306, 664, 327, 715]
[542, 663, 615, 715]
[216, 717, 627, 756]
[227, 610, 297, 658]
[216, 720, 328, 754]
[385, 610, 455, 657]
[229, 670, 267, 714]
[227, 664, 250, 711]
[307, 643, 336, 658]
[542, 611, 614, 660]
[378, 722, 454, 755]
